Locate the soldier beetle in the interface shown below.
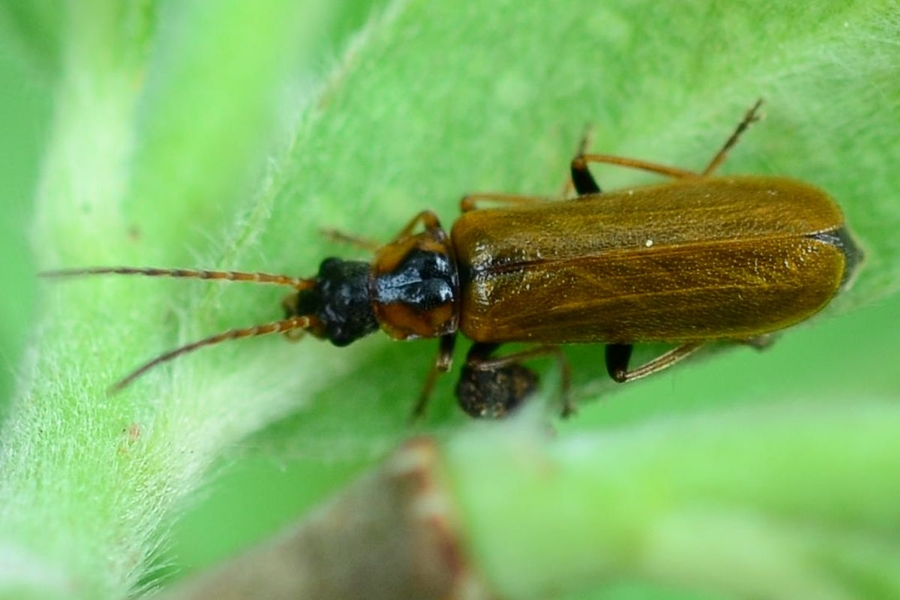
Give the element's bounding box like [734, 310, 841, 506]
[42, 100, 861, 418]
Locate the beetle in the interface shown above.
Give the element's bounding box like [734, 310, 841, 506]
[41, 99, 861, 419]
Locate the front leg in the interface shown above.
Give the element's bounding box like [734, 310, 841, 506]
[410, 333, 457, 421]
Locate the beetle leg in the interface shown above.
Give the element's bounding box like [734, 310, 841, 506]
[335, 210, 448, 259]
[577, 99, 765, 182]
[570, 153, 603, 196]
[701, 98, 764, 176]
[604, 343, 633, 381]
[458, 343, 573, 418]
[569, 125, 606, 196]
[576, 154, 699, 180]
[459, 193, 551, 213]
[464, 126, 602, 210]
[410, 333, 457, 421]
[606, 342, 704, 383]
[572, 118, 699, 184]
[559, 124, 600, 198]
[319, 228, 380, 252]
[394, 210, 445, 238]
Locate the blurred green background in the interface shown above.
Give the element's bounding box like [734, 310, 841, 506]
[0, 43, 45, 409]
[2, 4, 899, 598]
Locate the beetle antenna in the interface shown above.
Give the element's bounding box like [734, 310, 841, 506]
[40, 267, 315, 290]
[109, 315, 312, 393]
[701, 98, 764, 176]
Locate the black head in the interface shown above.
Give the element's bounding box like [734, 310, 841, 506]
[289, 258, 379, 346]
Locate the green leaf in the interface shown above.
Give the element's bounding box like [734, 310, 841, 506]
[0, 1, 335, 598]
[3, 0, 900, 598]
[0, 0, 64, 81]
[245, 0, 900, 452]
[447, 402, 900, 600]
